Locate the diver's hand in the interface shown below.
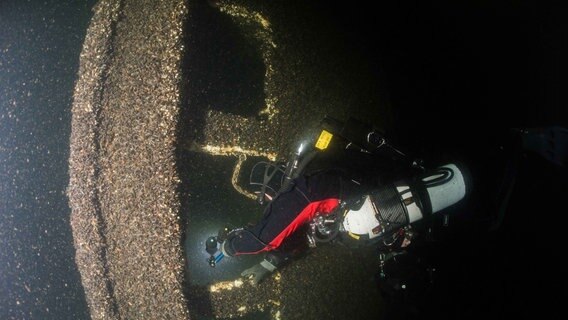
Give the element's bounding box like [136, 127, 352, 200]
[241, 260, 277, 285]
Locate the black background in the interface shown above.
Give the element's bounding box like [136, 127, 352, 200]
[318, 0, 567, 318]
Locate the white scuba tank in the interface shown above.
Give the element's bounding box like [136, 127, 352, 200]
[341, 163, 468, 239]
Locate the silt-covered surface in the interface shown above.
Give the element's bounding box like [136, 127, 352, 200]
[67, 0, 188, 319]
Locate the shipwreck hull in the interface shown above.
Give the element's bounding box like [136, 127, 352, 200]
[67, 0, 189, 318]
[68, 0, 389, 319]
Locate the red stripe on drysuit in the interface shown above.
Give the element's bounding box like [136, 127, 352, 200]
[266, 198, 340, 250]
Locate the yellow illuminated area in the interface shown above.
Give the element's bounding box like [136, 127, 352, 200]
[209, 279, 244, 293]
[207, 272, 283, 319]
[232, 154, 257, 200]
[197, 144, 277, 161]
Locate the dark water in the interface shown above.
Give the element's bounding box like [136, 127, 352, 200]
[1, 1, 96, 319]
[368, 1, 568, 319]
[180, 152, 264, 286]
[1, 0, 567, 319]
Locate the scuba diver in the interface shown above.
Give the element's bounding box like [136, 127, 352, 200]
[205, 116, 471, 285]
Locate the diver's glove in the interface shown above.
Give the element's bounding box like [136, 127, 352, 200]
[241, 259, 277, 285]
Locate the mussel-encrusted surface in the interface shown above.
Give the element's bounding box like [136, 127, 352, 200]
[68, 0, 188, 319]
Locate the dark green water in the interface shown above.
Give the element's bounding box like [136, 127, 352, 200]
[1, 1, 96, 319]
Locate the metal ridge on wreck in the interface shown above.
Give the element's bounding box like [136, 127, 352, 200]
[67, 0, 189, 319]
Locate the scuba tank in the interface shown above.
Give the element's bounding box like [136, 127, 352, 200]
[331, 162, 468, 247]
[282, 118, 469, 249]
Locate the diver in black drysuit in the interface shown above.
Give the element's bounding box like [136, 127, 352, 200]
[219, 125, 568, 285]
[220, 169, 362, 284]
[219, 141, 414, 284]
